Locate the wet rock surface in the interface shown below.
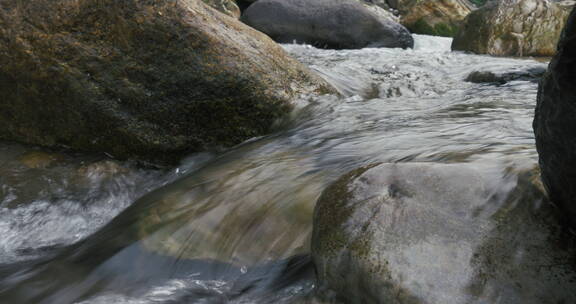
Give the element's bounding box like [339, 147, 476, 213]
[466, 66, 546, 84]
[361, 1, 400, 23]
[398, 0, 473, 37]
[202, 0, 241, 18]
[0, 29, 564, 304]
[312, 163, 576, 304]
[241, 0, 414, 49]
[452, 0, 571, 56]
[0, 0, 334, 164]
[534, 8, 576, 227]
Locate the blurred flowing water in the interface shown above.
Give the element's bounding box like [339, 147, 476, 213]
[0, 35, 559, 303]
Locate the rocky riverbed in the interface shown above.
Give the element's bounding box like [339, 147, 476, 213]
[0, 33, 566, 303]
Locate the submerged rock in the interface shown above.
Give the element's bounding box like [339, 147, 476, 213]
[241, 0, 414, 49]
[136, 149, 325, 264]
[312, 163, 576, 303]
[18, 151, 65, 169]
[0, 0, 334, 164]
[466, 71, 508, 84]
[399, 0, 473, 37]
[466, 66, 546, 84]
[452, 0, 570, 57]
[534, 8, 576, 228]
[76, 160, 130, 180]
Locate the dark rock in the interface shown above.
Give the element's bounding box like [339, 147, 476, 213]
[469, 0, 487, 7]
[466, 66, 546, 84]
[387, 0, 400, 9]
[0, 0, 335, 164]
[452, 0, 570, 57]
[241, 0, 414, 49]
[466, 71, 506, 84]
[534, 7, 576, 227]
[312, 163, 576, 303]
[362, 0, 393, 10]
[236, 0, 255, 12]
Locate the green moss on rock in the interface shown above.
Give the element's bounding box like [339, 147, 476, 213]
[452, 0, 569, 57]
[312, 163, 576, 303]
[409, 18, 459, 37]
[434, 22, 459, 37]
[400, 0, 470, 38]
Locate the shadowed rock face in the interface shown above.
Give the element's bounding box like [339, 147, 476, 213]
[534, 7, 576, 227]
[312, 163, 576, 304]
[0, 0, 334, 164]
[452, 0, 570, 57]
[241, 0, 414, 49]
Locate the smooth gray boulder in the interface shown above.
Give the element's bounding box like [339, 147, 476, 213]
[241, 0, 414, 49]
[312, 163, 576, 303]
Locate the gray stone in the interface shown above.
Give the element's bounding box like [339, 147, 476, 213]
[241, 0, 414, 49]
[466, 66, 546, 84]
[312, 163, 576, 303]
[362, 2, 400, 22]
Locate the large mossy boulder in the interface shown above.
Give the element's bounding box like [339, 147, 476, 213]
[241, 0, 414, 49]
[0, 0, 334, 164]
[452, 0, 570, 56]
[398, 0, 473, 37]
[534, 7, 576, 228]
[312, 163, 576, 303]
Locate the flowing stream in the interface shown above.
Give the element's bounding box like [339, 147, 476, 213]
[0, 35, 557, 303]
